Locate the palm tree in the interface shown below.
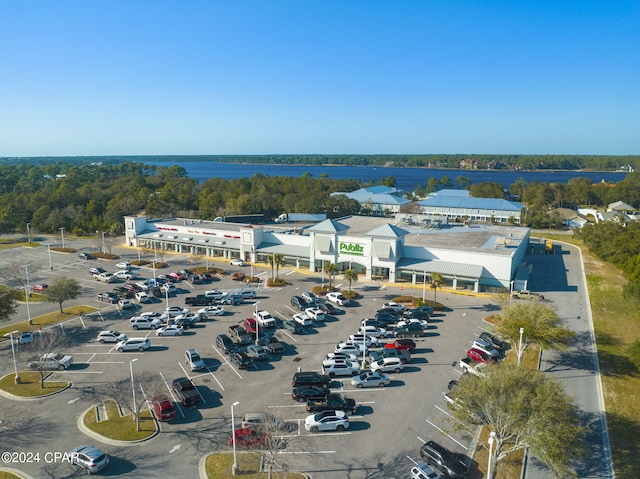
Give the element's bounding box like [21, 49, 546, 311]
[430, 273, 443, 303]
[274, 253, 285, 279]
[343, 269, 358, 295]
[325, 262, 339, 288]
[264, 254, 275, 280]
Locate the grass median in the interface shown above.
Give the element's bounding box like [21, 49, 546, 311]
[0, 372, 68, 396]
[0, 305, 97, 339]
[205, 452, 306, 479]
[84, 400, 156, 441]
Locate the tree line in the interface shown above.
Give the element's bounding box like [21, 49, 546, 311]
[1, 162, 640, 237]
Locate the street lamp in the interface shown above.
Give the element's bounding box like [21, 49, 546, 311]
[165, 288, 170, 313]
[254, 302, 260, 344]
[422, 270, 427, 301]
[46, 243, 53, 269]
[4, 330, 21, 384]
[487, 431, 497, 479]
[130, 359, 138, 419]
[509, 280, 515, 304]
[231, 401, 240, 475]
[59, 227, 65, 248]
[24, 264, 32, 325]
[26, 222, 31, 244]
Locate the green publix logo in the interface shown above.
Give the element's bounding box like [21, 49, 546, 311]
[339, 242, 364, 256]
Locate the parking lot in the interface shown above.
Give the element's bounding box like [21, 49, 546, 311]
[0, 240, 498, 478]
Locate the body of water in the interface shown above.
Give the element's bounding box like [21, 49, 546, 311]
[143, 161, 629, 191]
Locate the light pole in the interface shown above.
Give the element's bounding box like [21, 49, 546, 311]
[422, 270, 427, 301]
[59, 227, 65, 248]
[102, 232, 106, 254]
[24, 264, 32, 325]
[165, 288, 170, 313]
[509, 280, 515, 304]
[130, 358, 138, 419]
[26, 222, 31, 244]
[47, 243, 53, 269]
[231, 401, 240, 475]
[4, 331, 21, 384]
[518, 327, 524, 366]
[254, 302, 260, 344]
[487, 430, 497, 479]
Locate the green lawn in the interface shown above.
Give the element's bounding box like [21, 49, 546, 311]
[0, 372, 68, 396]
[84, 400, 156, 441]
[205, 452, 306, 479]
[0, 305, 97, 339]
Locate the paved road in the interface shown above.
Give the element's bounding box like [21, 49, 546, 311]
[1, 236, 498, 479]
[523, 242, 614, 478]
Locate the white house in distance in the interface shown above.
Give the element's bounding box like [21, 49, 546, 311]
[124, 213, 531, 292]
[331, 185, 410, 216]
[417, 189, 523, 224]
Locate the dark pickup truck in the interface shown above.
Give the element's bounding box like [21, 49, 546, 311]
[228, 324, 253, 345]
[172, 377, 201, 407]
[185, 295, 215, 306]
[306, 393, 357, 414]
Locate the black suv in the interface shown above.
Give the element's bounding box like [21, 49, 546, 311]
[290, 295, 309, 311]
[419, 440, 469, 479]
[215, 334, 237, 354]
[292, 371, 331, 389]
[113, 286, 134, 299]
[231, 351, 253, 369]
[393, 322, 424, 338]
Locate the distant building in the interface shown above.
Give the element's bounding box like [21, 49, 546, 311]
[417, 190, 523, 224]
[548, 208, 588, 229]
[331, 186, 410, 216]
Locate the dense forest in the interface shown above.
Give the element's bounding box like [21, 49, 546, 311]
[1, 162, 640, 237]
[1, 154, 639, 171]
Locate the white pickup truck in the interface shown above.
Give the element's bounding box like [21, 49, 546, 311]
[458, 357, 487, 377]
[28, 352, 74, 371]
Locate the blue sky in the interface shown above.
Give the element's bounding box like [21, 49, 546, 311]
[1, 1, 638, 156]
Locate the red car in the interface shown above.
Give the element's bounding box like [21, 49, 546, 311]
[168, 272, 182, 282]
[31, 283, 48, 292]
[151, 395, 177, 421]
[387, 338, 416, 352]
[124, 283, 142, 293]
[229, 428, 268, 448]
[467, 348, 497, 364]
[243, 318, 258, 334]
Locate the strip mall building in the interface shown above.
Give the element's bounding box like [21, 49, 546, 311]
[124, 215, 531, 293]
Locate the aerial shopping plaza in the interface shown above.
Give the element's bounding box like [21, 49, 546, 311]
[125, 212, 534, 293]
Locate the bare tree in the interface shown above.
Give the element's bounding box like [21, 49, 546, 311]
[22, 330, 73, 388]
[0, 261, 40, 289]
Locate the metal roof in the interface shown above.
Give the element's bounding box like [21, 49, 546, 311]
[418, 196, 523, 211]
[396, 258, 484, 278]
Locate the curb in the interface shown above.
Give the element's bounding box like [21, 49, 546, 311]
[76, 405, 159, 447]
[0, 375, 72, 401]
[0, 467, 36, 479]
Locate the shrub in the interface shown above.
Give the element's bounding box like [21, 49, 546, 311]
[342, 290, 359, 300]
[267, 278, 287, 287]
[312, 285, 336, 295]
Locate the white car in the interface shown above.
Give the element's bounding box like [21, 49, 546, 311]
[472, 339, 500, 358]
[96, 330, 127, 344]
[118, 299, 133, 309]
[357, 325, 388, 338]
[116, 338, 151, 352]
[348, 334, 379, 348]
[156, 325, 184, 336]
[325, 292, 350, 306]
[96, 272, 117, 283]
[116, 261, 131, 270]
[135, 281, 149, 291]
[231, 259, 247, 266]
[305, 307, 326, 321]
[129, 317, 162, 330]
[334, 342, 364, 355]
[166, 306, 190, 318]
[369, 357, 404, 373]
[204, 289, 224, 299]
[253, 310, 276, 328]
[135, 291, 150, 303]
[350, 370, 390, 388]
[113, 270, 137, 280]
[304, 410, 349, 433]
[325, 352, 360, 363]
[197, 305, 225, 317]
[161, 283, 176, 293]
[293, 313, 313, 326]
[382, 301, 405, 311]
[396, 318, 429, 329]
[185, 348, 206, 371]
[321, 359, 361, 377]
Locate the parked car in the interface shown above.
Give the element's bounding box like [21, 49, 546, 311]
[161, 283, 176, 294]
[410, 462, 443, 479]
[389, 338, 417, 352]
[129, 317, 162, 330]
[318, 302, 344, 315]
[370, 357, 404, 373]
[97, 292, 119, 303]
[185, 348, 206, 371]
[124, 282, 142, 293]
[135, 291, 150, 303]
[96, 330, 127, 344]
[89, 267, 106, 276]
[419, 440, 470, 479]
[290, 295, 309, 311]
[325, 352, 360, 363]
[117, 298, 133, 309]
[467, 348, 497, 364]
[27, 352, 73, 370]
[325, 292, 351, 306]
[304, 410, 349, 432]
[382, 301, 405, 311]
[471, 338, 500, 358]
[31, 283, 48, 292]
[95, 272, 116, 283]
[305, 307, 326, 321]
[393, 322, 425, 338]
[166, 306, 190, 318]
[231, 258, 247, 266]
[321, 359, 360, 377]
[292, 385, 330, 402]
[292, 371, 331, 389]
[357, 325, 388, 338]
[156, 325, 184, 336]
[369, 347, 411, 364]
[151, 395, 177, 421]
[478, 331, 508, 352]
[253, 310, 277, 328]
[15, 331, 34, 345]
[78, 253, 96, 260]
[69, 445, 109, 474]
[116, 338, 150, 352]
[282, 319, 303, 334]
[246, 344, 269, 361]
[172, 377, 201, 407]
[301, 291, 319, 305]
[197, 305, 225, 317]
[348, 334, 380, 347]
[350, 370, 390, 388]
[240, 288, 257, 299]
[293, 313, 313, 326]
[215, 334, 237, 354]
[230, 351, 253, 369]
[229, 427, 268, 448]
[116, 261, 131, 270]
[232, 272, 246, 281]
[114, 270, 137, 280]
[334, 342, 363, 355]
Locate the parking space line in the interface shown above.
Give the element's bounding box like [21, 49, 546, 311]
[425, 419, 470, 449]
[211, 344, 244, 379]
[159, 371, 186, 418]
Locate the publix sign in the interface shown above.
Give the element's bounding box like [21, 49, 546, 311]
[339, 241, 365, 256]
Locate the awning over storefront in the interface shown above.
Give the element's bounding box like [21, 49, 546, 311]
[396, 258, 484, 278]
[256, 243, 309, 257]
[313, 235, 332, 253]
[372, 240, 391, 259]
